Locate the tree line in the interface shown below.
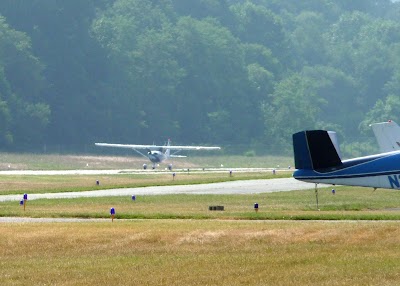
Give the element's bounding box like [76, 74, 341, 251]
[0, 0, 399, 156]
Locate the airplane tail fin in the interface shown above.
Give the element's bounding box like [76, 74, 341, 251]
[370, 120, 400, 153]
[164, 139, 171, 157]
[293, 130, 342, 170]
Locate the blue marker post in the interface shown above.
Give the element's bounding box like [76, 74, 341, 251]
[229, 170, 233, 177]
[132, 195, 136, 201]
[332, 188, 335, 195]
[23, 194, 28, 211]
[254, 203, 259, 213]
[110, 207, 115, 222]
[172, 173, 176, 181]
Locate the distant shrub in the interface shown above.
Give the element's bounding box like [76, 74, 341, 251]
[244, 150, 256, 157]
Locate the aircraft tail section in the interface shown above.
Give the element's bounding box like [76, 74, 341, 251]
[164, 139, 171, 157]
[370, 120, 400, 153]
[293, 130, 342, 170]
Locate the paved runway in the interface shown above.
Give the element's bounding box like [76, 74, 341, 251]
[0, 172, 328, 223]
[0, 178, 319, 202]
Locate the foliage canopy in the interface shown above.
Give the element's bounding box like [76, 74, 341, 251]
[0, 0, 399, 157]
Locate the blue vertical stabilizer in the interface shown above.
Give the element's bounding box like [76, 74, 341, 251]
[293, 130, 342, 170]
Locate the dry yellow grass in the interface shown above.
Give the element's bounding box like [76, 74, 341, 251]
[1, 220, 400, 285]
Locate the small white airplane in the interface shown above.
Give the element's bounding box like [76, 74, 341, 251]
[370, 120, 400, 153]
[95, 139, 221, 170]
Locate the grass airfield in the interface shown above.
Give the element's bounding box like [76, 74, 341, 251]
[1, 153, 400, 285]
[2, 220, 400, 285]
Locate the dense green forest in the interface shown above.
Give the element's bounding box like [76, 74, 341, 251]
[0, 0, 399, 156]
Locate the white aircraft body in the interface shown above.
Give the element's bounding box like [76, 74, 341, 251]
[95, 139, 221, 169]
[370, 120, 400, 153]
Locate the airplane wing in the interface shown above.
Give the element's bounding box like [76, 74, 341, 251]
[165, 145, 221, 150]
[370, 120, 400, 153]
[95, 143, 152, 159]
[95, 143, 221, 150]
[95, 143, 158, 149]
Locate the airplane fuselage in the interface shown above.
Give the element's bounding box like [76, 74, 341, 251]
[293, 151, 400, 189]
[148, 151, 167, 163]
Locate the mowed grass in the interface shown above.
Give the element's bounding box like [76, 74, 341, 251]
[2, 186, 400, 220]
[0, 152, 293, 170]
[0, 171, 290, 195]
[1, 220, 400, 285]
[2, 153, 400, 285]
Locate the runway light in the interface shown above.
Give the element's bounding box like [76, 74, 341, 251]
[23, 194, 28, 211]
[254, 203, 259, 213]
[110, 207, 115, 222]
